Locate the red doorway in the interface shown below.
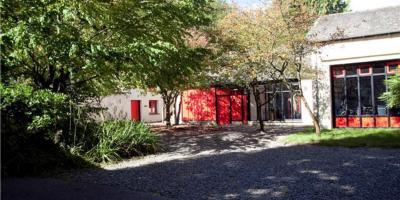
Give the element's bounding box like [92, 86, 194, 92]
[131, 100, 141, 121]
[217, 96, 231, 125]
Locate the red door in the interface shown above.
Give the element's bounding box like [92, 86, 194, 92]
[131, 100, 141, 121]
[217, 96, 230, 125]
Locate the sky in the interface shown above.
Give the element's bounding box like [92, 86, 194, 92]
[226, 0, 400, 11]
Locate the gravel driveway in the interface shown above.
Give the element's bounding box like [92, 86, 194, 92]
[69, 126, 400, 200]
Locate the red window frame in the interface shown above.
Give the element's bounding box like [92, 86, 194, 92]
[332, 67, 345, 77]
[149, 100, 158, 114]
[358, 65, 372, 76]
[386, 61, 399, 74]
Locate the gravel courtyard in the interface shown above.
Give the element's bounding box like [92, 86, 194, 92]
[68, 126, 400, 200]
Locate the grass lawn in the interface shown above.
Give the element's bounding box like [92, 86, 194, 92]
[284, 128, 400, 148]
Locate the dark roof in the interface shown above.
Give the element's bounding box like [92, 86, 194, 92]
[307, 6, 400, 42]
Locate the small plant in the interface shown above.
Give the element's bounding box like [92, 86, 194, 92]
[85, 120, 159, 163]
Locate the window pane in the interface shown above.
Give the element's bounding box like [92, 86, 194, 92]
[373, 75, 387, 116]
[360, 77, 373, 115]
[346, 77, 359, 115]
[372, 63, 385, 73]
[275, 93, 283, 120]
[283, 92, 292, 119]
[346, 66, 357, 75]
[333, 78, 346, 116]
[359, 66, 370, 74]
[333, 68, 344, 76]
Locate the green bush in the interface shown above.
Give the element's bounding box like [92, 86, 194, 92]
[1, 83, 96, 176]
[85, 120, 159, 163]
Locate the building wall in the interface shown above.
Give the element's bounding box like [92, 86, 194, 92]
[311, 34, 400, 128]
[101, 89, 164, 123]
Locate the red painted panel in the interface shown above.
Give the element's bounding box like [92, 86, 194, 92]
[216, 88, 231, 96]
[217, 96, 230, 125]
[231, 95, 242, 121]
[335, 117, 347, 128]
[375, 117, 389, 127]
[390, 117, 400, 127]
[348, 117, 360, 127]
[362, 117, 374, 127]
[130, 100, 140, 121]
[182, 88, 216, 121]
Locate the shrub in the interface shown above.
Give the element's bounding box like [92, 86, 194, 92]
[1, 83, 96, 176]
[85, 120, 158, 163]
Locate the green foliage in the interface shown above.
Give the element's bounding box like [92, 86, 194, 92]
[381, 75, 400, 108]
[285, 128, 400, 148]
[304, 0, 348, 15]
[0, 83, 69, 136]
[86, 121, 158, 163]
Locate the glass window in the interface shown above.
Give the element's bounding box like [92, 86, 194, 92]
[360, 77, 373, 115]
[373, 75, 387, 116]
[359, 66, 370, 74]
[149, 100, 158, 114]
[346, 77, 359, 115]
[275, 93, 283, 120]
[333, 78, 346, 116]
[373, 63, 385, 74]
[346, 66, 357, 75]
[333, 68, 344, 76]
[283, 92, 292, 119]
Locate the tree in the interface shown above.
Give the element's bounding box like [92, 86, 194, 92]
[211, 6, 285, 131]
[381, 75, 400, 108]
[1, 0, 215, 101]
[304, 0, 348, 15]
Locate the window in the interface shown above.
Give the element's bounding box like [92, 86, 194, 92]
[373, 63, 385, 74]
[333, 78, 346, 116]
[331, 60, 400, 128]
[373, 75, 387, 116]
[266, 82, 301, 121]
[149, 100, 158, 114]
[346, 66, 357, 75]
[360, 76, 373, 115]
[346, 77, 359, 115]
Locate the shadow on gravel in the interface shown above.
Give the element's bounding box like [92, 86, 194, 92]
[156, 125, 308, 154]
[70, 145, 400, 200]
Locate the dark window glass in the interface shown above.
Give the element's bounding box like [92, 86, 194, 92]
[346, 66, 357, 75]
[360, 77, 373, 115]
[283, 92, 292, 119]
[346, 77, 359, 115]
[390, 108, 400, 116]
[372, 63, 385, 73]
[373, 75, 387, 116]
[333, 78, 346, 116]
[359, 66, 370, 74]
[275, 93, 283, 120]
[333, 68, 344, 76]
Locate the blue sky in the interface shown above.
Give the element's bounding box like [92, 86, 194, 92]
[226, 0, 400, 11]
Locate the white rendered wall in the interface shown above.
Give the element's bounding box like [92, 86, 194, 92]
[101, 89, 164, 123]
[311, 34, 400, 129]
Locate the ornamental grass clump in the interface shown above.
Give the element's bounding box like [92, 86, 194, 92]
[86, 120, 158, 163]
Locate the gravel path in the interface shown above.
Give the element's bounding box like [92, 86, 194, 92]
[68, 126, 400, 200]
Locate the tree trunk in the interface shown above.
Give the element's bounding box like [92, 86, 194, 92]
[162, 92, 173, 127]
[300, 95, 321, 136]
[174, 93, 182, 126]
[251, 84, 265, 131]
